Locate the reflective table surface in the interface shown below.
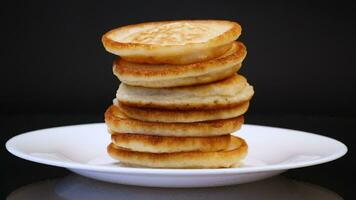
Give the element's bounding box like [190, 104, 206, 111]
[7, 175, 342, 200]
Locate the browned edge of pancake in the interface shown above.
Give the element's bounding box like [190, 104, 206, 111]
[119, 97, 251, 111]
[110, 133, 245, 153]
[104, 105, 244, 136]
[107, 139, 248, 168]
[116, 101, 249, 123]
[116, 74, 254, 110]
[113, 41, 246, 78]
[118, 43, 232, 65]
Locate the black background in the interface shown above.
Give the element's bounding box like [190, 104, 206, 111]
[1, 1, 355, 199]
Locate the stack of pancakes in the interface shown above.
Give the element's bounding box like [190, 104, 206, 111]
[102, 20, 254, 168]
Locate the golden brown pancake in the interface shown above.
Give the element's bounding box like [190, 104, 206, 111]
[105, 105, 244, 137]
[117, 74, 254, 110]
[107, 138, 248, 168]
[113, 41, 247, 88]
[115, 100, 249, 123]
[111, 133, 244, 153]
[102, 20, 241, 64]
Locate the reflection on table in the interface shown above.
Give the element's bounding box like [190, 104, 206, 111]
[7, 174, 342, 200]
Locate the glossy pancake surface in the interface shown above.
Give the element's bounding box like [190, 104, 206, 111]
[113, 41, 247, 88]
[102, 20, 241, 64]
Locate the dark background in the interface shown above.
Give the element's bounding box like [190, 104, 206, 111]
[1, 1, 355, 199]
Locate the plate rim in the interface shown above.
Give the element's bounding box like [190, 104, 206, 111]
[5, 123, 348, 175]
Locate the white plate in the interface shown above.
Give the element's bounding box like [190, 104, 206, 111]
[6, 123, 347, 188]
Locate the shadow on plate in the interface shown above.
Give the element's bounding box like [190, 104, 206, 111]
[7, 174, 342, 200]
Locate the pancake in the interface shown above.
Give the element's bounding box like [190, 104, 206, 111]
[113, 41, 247, 88]
[107, 138, 248, 168]
[117, 74, 254, 110]
[115, 100, 249, 123]
[102, 20, 241, 64]
[111, 133, 244, 153]
[105, 105, 244, 137]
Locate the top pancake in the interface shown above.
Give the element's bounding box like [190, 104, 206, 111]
[113, 41, 247, 88]
[102, 20, 241, 64]
[117, 74, 254, 110]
